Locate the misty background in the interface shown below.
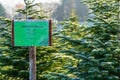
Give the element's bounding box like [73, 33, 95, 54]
[0, 0, 90, 22]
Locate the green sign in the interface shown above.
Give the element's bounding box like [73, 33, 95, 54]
[12, 20, 51, 46]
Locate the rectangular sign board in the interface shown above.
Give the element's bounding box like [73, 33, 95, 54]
[12, 20, 52, 46]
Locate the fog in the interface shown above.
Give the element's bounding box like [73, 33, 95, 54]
[0, 0, 61, 18]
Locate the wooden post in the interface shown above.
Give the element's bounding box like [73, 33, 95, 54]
[27, 17, 36, 80]
[29, 46, 36, 80]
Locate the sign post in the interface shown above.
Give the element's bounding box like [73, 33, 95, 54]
[29, 46, 36, 80]
[28, 17, 36, 80]
[12, 20, 52, 80]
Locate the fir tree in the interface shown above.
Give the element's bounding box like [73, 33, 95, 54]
[55, 10, 89, 80]
[0, 0, 76, 80]
[0, 0, 54, 79]
[55, 0, 120, 80]
[68, 0, 120, 80]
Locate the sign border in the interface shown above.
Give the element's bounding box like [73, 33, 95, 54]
[12, 20, 14, 46]
[49, 20, 52, 46]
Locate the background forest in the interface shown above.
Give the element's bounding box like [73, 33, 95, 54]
[0, 0, 120, 80]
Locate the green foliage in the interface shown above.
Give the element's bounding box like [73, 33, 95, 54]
[67, 0, 120, 80]
[55, 12, 88, 80]
[0, 16, 29, 79]
[0, 0, 75, 80]
[16, 0, 48, 19]
[0, 0, 47, 79]
[1, 0, 120, 80]
[56, 12, 87, 51]
[55, 0, 120, 80]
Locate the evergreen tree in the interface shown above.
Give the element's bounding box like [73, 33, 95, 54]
[55, 0, 120, 80]
[0, 0, 76, 80]
[0, 0, 53, 79]
[55, 10, 89, 80]
[65, 0, 120, 80]
[82, 0, 120, 79]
